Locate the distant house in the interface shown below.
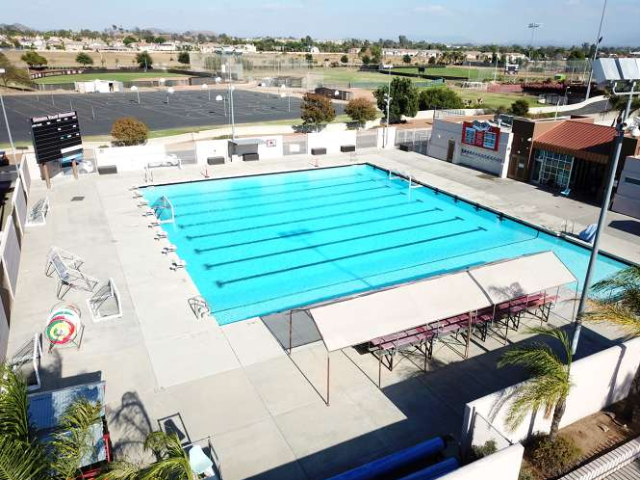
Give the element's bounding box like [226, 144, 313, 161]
[65, 41, 85, 51]
[348, 48, 360, 55]
[308, 46, 320, 54]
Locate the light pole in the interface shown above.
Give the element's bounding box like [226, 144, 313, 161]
[166, 87, 174, 105]
[226, 61, 236, 140]
[131, 85, 140, 104]
[526, 23, 542, 83]
[216, 94, 227, 117]
[585, 0, 608, 100]
[571, 58, 640, 354]
[383, 82, 392, 148]
[280, 85, 290, 112]
[202, 83, 210, 101]
[0, 68, 17, 162]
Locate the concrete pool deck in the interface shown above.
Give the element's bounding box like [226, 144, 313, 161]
[6, 150, 638, 480]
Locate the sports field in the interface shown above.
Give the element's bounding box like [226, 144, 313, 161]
[33, 71, 191, 85]
[0, 89, 349, 142]
[451, 88, 544, 109]
[393, 66, 497, 79]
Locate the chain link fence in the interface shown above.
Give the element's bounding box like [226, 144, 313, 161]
[395, 128, 431, 155]
[283, 134, 308, 156]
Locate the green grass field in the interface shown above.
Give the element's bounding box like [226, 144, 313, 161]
[34, 71, 191, 85]
[393, 66, 497, 79]
[451, 88, 543, 109]
[314, 68, 416, 85]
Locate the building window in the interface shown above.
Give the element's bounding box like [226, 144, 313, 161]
[464, 127, 476, 145]
[625, 176, 640, 186]
[483, 131, 497, 150]
[532, 149, 574, 190]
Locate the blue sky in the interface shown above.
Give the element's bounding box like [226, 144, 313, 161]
[4, 0, 640, 46]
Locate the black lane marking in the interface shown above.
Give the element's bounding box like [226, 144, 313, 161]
[166, 171, 361, 199]
[194, 207, 442, 253]
[175, 185, 391, 219]
[185, 198, 417, 240]
[213, 223, 486, 287]
[173, 178, 375, 208]
[207, 217, 463, 269]
[210, 233, 537, 317]
[177, 190, 404, 230]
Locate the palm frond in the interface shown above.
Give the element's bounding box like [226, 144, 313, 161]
[0, 437, 50, 480]
[592, 266, 640, 295]
[0, 364, 32, 443]
[141, 432, 191, 480]
[584, 302, 640, 336]
[49, 399, 103, 480]
[498, 327, 572, 432]
[96, 460, 142, 480]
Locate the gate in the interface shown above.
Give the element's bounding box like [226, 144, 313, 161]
[395, 128, 431, 155]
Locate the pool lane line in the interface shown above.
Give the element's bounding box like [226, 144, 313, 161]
[175, 184, 396, 220]
[177, 190, 409, 230]
[194, 207, 443, 253]
[166, 170, 364, 200]
[208, 216, 466, 270]
[172, 178, 376, 208]
[214, 224, 485, 286]
[185, 198, 421, 240]
[207, 233, 541, 317]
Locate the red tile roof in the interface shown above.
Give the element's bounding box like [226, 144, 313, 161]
[533, 120, 616, 164]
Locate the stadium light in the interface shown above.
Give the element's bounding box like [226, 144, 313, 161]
[130, 85, 140, 104]
[0, 68, 17, 163]
[585, 0, 608, 100]
[527, 23, 542, 60]
[216, 94, 227, 117]
[571, 57, 640, 354]
[201, 83, 211, 101]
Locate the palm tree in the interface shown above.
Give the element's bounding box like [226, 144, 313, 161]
[584, 266, 640, 420]
[0, 364, 51, 480]
[99, 431, 195, 480]
[606, 90, 640, 127]
[0, 363, 103, 480]
[50, 399, 103, 480]
[497, 327, 573, 442]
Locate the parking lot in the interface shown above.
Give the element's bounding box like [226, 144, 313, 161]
[0, 89, 343, 142]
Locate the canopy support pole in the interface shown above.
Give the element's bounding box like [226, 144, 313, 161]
[326, 352, 331, 406]
[378, 351, 382, 389]
[465, 311, 473, 358]
[288, 310, 293, 354]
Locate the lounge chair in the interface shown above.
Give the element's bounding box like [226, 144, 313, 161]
[49, 255, 100, 299]
[162, 243, 177, 254]
[188, 445, 215, 478]
[45, 247, 85, 277]
[25, 197, 50, 227]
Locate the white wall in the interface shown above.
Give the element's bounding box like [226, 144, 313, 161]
[195, 140, 229, 165]
[612, 156, 640, 220]
[441, 444, 524, 480]
[95, 144, 168, 172]
[308, 131, 357, 155]
[256, 136, 284, 160]
[463, 337, 640, 447]
[428, 119, 512, 178]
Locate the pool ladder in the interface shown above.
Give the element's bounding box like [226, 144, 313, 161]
[560, 219, 575, 235]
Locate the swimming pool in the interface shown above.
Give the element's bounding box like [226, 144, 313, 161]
[143, 164, 629, 325]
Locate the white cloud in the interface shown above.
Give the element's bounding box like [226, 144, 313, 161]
[414, 4, 447, 14]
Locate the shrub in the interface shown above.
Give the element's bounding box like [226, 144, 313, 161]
[75, 52, 93, 66]
[510, 99, 530, 117]
[374, 77, 419, 124]
[418, 87, 464, 110]
[301, 93, 336, 131]
[177, 51, 190, 65]
[344, 98, 378, 128]
[111, 117, 149, 146]
[526, 434, 581, 478]
[518, 466, 537, 480]
[470, 440, 498, 460]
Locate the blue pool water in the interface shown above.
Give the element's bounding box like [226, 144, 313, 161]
[143, 164, 629, 325]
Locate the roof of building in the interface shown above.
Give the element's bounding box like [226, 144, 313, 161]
[533, 120, 616, 164]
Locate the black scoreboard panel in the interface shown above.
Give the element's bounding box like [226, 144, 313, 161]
[30, 111, 83, 164]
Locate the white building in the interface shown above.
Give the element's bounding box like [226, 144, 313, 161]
[428, 117, 513, 178]
[75, 79, 124, 94]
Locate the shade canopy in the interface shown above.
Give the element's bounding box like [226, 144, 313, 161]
[309, 251, 575, 352]
[311, 271, 491, 352]
[469, 251, 576, 304]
